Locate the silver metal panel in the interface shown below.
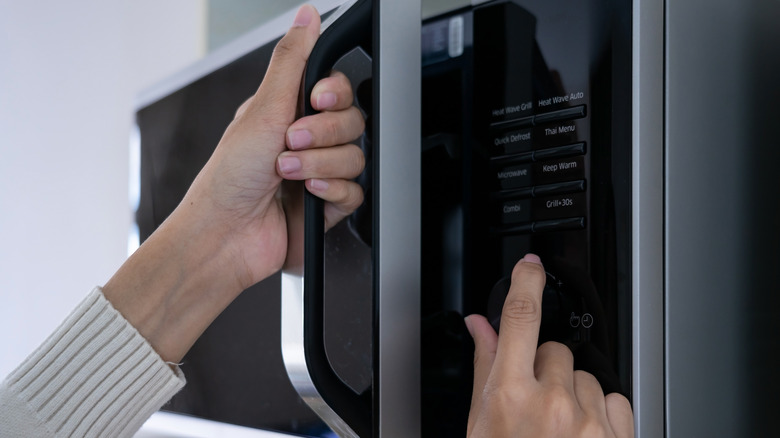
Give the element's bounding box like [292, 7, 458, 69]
[376, 0, 422, 436]
[280, 272, 359, 437]
[632, 0, 665, 436]
[665, 0, 780, 436]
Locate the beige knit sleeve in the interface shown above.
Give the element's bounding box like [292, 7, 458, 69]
[0, 287, 186, 437]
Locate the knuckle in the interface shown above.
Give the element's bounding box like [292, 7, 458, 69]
[329, 69, 348, 81]
[350, 105, 366, 122]
[605, 392, 633, 413]
[313, 75, 333, 92]
[270, 36, 308, 72]
[273, 36, 297, 59]
[543, 387, 577, 424]
[500, 295, 540, 327]
[233, 97, 253, 120]
[326, 117, 341, 142]
[330, 70, 352, 92]
[487, 384, 524, 411]
[350, 107, 367, 134]
[574, 369, 600, 387]
[342, 184, 364, 211]
[539, 341, 573, 362]
[350, 145, 366, 174]
[578, 418, 609, 438]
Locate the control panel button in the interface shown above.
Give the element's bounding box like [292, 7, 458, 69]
[500, 199, 532, 224]
[533, 193, 587, 221]
[532, 180, 586, 197]
[490, 105, 587, 130]
[533, 156, 585, 184]
[533, 217, 586, 232]
[491, 186, 533, 201]
[533, 142, 586, 160]
[491, 127, 532, 155]
[534, 121, 580, 148]
[492, 143, 584, 167]
[533, 105, 586, 125]
[491, 150, 534, 167]
[496, 164, 533, 189]
[493, 181, 584, 199]
[490, 115, 534, 130]
[490, 222, 534, 235]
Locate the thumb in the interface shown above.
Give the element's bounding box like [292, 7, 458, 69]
[465, 314, 498, 435]
[253, 5, 321, 120]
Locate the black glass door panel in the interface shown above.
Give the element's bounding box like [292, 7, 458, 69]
[420, 1, 631, 435]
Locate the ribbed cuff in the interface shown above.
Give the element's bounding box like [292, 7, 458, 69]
[2, 287, 185, 437]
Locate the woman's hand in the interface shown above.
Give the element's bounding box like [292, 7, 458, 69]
[465, 255, 634, 438]
[103, 5, 365, 363]
[182, 4, 365, 291]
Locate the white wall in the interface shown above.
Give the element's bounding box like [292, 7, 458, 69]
[0, 0, 205, 379]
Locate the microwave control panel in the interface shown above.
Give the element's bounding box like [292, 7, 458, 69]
[421, 0, 631, 434]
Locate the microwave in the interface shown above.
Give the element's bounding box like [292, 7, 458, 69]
[134, 0, 779, 436]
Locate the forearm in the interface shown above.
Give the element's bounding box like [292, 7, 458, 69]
[102, 202, 250, 364]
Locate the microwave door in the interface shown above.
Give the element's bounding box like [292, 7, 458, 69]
[281, 0, 422, 437]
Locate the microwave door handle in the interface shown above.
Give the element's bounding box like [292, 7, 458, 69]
[281, 0, 373, 437]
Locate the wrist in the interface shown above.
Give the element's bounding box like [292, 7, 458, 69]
[103, 202, 248, 362]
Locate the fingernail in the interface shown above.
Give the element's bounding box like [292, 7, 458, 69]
[522, 253, 542, 265]
[316, 92, 338, 110]
[293, 5, 314, 27]
[308, 178, 329, 192]
[287, 130, 312, 150]
[278, 155, 302, 175]
[464, 316, 475, 339]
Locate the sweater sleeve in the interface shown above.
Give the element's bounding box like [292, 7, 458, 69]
[0, 287, 186, 437]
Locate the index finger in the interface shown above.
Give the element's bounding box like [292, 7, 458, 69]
[491, 254, 546, 382]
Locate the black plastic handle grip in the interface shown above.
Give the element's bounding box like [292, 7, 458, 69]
[302, 0, 373, 436]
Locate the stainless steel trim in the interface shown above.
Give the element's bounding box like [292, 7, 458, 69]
[376, 0, 421, 436]
[280, 271, 359, 437]
[134, 0, 348, 110]
[632, 0, 665, 436]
